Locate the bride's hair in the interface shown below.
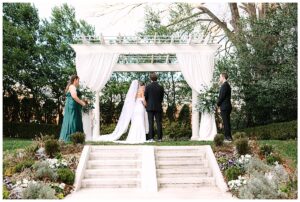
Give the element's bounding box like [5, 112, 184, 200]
[139, 81, 145, 86]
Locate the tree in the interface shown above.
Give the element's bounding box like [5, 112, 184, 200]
[38, 4, 95, 124]
[3, 3, 40, 122]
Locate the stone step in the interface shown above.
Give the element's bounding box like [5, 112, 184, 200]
[158, 177, 216, 188]
[87, 160, 141, 169]
[156, 159, 208, 166]
[81, 178, 141, 188]
[89, 152, 140, 160]
[155, 152, 205, 158]
[91, 147, 140, 153]
[84, 169, 140, 178]
[156, 157, 205, 162]
[156, 168, 211, 177]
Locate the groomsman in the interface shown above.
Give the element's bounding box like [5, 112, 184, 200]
[217, 72, 233, 142]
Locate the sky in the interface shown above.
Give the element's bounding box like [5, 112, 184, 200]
[32, 1, 230, 36]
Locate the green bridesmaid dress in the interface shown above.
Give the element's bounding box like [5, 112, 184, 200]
[59, 88, 83, 142]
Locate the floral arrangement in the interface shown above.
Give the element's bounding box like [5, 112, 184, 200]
[196, 83, 219, 114]
[79, 85, 95, 113]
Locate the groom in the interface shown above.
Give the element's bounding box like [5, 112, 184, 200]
[145, 72, 164, 142]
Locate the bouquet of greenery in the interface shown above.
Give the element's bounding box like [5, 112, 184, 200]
[196, 84, 219, 114]
[79, 85, 95, 113]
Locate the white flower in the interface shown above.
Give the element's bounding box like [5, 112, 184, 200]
[59, 183, 66, 189]
[16, 181, 21, 186]
[23, 179, 28, 184]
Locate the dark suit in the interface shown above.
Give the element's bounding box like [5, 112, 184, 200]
[144, 81, 164, 140]
[217, 81, 232, 140]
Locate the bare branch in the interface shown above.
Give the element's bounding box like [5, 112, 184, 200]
[196, 6, 234, 39]
[229, 3, 240, 32]
[217, 35, 227, 44]
[166, 11, 205, 27]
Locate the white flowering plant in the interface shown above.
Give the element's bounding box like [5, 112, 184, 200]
[196, 84, 219, 114]
[228, 175, 247, 190]
[46, 158, 68, 169]
[15, 179, 37, 188]
[237, 154, 252, 166]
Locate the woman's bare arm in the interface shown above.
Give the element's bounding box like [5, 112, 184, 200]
[69, 85, 86, 106]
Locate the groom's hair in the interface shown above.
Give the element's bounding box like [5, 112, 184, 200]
[150, 72, 158, 81]
[221, 72, 228, 80]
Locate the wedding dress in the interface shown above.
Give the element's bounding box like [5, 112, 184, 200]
[96, 80, 148, 143]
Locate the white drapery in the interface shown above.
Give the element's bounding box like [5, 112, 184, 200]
[75, 53, 120, 139]
[76, 53, 119, 92]
[176, 52, 217, 141]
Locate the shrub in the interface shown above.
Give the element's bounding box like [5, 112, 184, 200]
[4, 167, 16, 177]
[245, 158, 271, 173]
[14, 159, 35, 173]
[235, 138, 250, 155]
[3, 122, 61, 139]
[3, 185, 9, 199]
[163, 122, 191, 141]
[178, 104, 191, 126]
[70, 132, 85, 144]
[22, 182, 57, 199]
[259, 144, 274, 156]
[239, 121, 297, 140]
[56, 193, 64, 199]
[233, 132, 247, 141]
[45, 139, 60, 158]
[166, 104, 176, 122]
[225, 166, 244, 181]
[24, 143, 39, 156]
[33, 161, 58, 181]
[239, 172, 286, 199]
[214, 134, 224, 146]
[57, 168, 75, 185]
[239, 162, 289, 199]
[266, 153, 283, 165]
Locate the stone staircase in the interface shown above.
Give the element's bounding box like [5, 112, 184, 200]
[80, 146, 142, 189]
[73, 145, 230, 199]
[155, 147, 216, 189]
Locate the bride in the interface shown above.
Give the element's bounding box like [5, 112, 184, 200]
[96, 80, 148, 143]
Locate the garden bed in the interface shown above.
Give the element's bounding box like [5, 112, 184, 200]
[3, 136, 84, 199]
[212, 136, 297, 199]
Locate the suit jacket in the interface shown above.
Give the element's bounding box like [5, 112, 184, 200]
[144, 81, 164, 112]
[217, 81, 232, 111]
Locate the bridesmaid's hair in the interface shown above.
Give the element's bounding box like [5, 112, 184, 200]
[65, 75, 79, 93]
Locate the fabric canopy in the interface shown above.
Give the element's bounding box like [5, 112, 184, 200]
[76, 53, 119, 92]
[177, 52, 217, 140]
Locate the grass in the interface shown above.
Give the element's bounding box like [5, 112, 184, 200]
[258, 140, 297, 169]
[3, 138, 33, 151]
[85, 140, 213, 146]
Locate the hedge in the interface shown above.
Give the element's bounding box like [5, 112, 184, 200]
[238, 121, 297, 140]
[3, 122, 61, 139]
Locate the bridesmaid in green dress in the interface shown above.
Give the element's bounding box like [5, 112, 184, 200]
[59, 75, 86, 142]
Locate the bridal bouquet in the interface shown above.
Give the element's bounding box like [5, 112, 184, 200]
[196, 84, 219, 114]
[79, 85, 95, 113]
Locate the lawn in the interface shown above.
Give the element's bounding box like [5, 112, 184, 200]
[258, 140, 297, 169]
[85, 140, 213, 146]
[3, 138, 33, 151]
[3, 138, 297, 169]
